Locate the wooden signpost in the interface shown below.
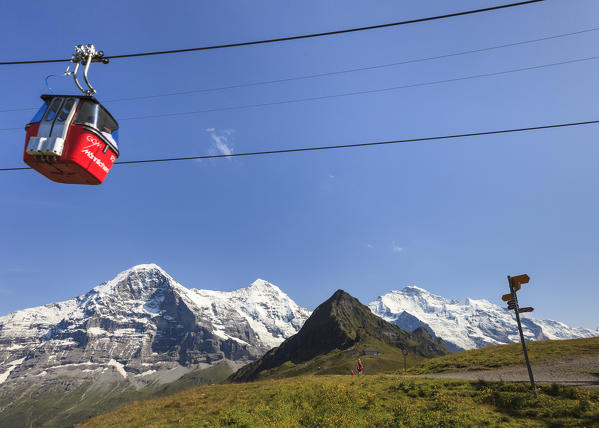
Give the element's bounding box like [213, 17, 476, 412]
[505, 274, 537, 397]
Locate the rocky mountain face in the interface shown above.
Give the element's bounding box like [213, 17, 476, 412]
[2, 267, 596, 425]
[229, 290, 450, 382]
[369, 286, 599, 352]
[0, 264, 310, 393]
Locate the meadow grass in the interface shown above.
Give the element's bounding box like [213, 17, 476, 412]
[81, 375, 599, 427]
[409, 336, 599, 375]
[254, 339, 426, 380]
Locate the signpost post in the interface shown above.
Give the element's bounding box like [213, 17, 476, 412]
[506, 274, 537, 397]
[402, 348, 408, 375]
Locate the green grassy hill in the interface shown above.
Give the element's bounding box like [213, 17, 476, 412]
[82, 375, 599, 427]
[246, 338, 427, 380]
[409, 336, 599, 375]
[79, 336, 599, 427]
[230, 290, 449, 381]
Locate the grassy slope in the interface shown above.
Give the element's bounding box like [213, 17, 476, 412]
[409, 336, 599, 375]
[82, 375, 599, 428]
[0, 362, 233, 428]
[252, 337, 426, 380]
[155, 362, 233, 396]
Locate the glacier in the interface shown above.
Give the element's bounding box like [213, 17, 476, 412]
[368, 286, 598, 351]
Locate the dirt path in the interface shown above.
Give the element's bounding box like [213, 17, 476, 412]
[418, 355, 599, 387]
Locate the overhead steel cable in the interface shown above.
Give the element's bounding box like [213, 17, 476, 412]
[1, 53, 597, 132]
[0, 1, 542, 65]
[116, 55, 599, 122]
[2, 119, 598, 172]
[1, 24, 597, 114]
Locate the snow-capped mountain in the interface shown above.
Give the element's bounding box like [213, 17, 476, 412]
[0, 264, 310, 389]
[369, 286, 598, 351]
[188, 278, 308, 350]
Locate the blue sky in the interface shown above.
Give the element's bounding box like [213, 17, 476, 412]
[1, 0, 598, 329]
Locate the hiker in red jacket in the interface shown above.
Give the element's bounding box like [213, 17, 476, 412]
[357, 358, 363, 374]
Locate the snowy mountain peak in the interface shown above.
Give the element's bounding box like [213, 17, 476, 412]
[127, 263, 165, 273]
[463, 297, 495, 308]
[185, 278, 311, 349]
[400, 285, 429, 294]
[107, 263, 171, 283]
[374, 286, 459, 317]
[386, 286, 453, 303]
[245, 278, 286, 297]
[249, 278, 279, 290]
[117, 263, 175, 284]
[0, 266, 312, 391]
[369, 287, 598, 351]
[90, 263, 181, 300]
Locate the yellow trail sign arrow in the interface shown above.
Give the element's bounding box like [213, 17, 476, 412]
[502, 293, 513, 301]
[510, 274, 530, 291]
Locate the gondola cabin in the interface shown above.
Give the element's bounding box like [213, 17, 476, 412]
[24, 95, 119, 184]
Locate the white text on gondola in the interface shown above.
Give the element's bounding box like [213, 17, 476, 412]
[81, 149, 110, 173]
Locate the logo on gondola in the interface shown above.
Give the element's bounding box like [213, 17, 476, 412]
[81, 135, 111, 173]
[83, 135, 102, 150]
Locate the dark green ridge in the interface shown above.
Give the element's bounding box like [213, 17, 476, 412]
[229, 289, 450, 382]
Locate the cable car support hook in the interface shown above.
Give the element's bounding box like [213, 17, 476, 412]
[64, 44, 109, 96]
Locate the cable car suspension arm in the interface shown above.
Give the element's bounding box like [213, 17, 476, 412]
[64, 44, 108, 96]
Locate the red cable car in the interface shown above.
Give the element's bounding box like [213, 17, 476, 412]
[24, 95, 119, 184]
[23, 44, 118, 185]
